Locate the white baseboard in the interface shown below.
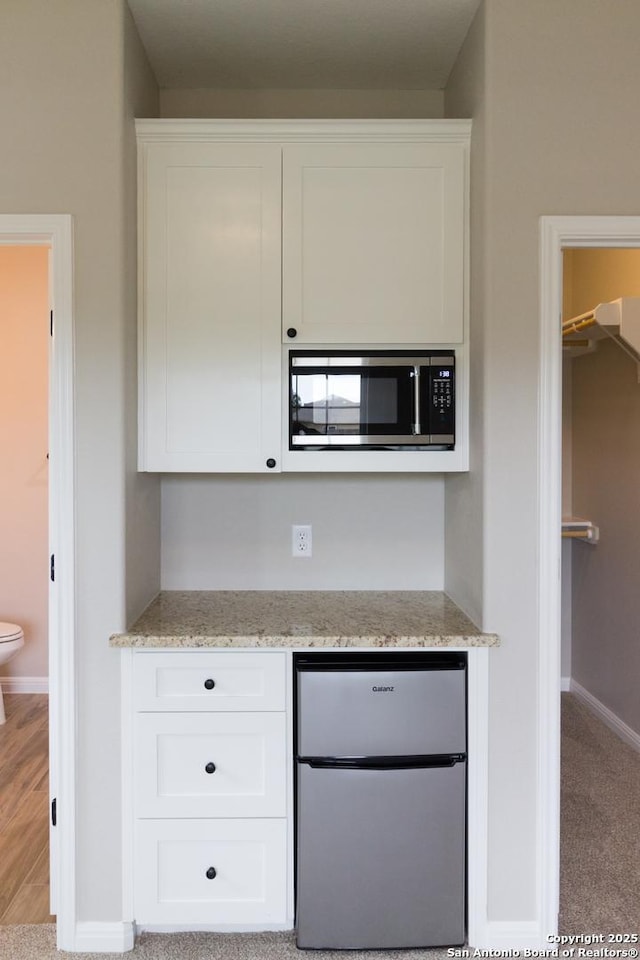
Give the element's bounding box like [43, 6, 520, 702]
[74, 921, 134, 953]
[570, 680, 640, 754]
[0, 676, 49, 694]
[561, 675, 571, 692]
[471, 920, 546, 950]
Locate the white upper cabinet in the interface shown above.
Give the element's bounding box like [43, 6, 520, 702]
[137, 121, 470, 473]
[139, 139, 282, 472]
[282, 142, 465, 344]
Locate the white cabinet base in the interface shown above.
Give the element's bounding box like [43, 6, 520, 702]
[123, 648, 293, 933]
[121, 645, 488, 942]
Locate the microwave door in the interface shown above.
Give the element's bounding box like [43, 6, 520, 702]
[289, 351, 458, 449]
[360, 368, 414, 439]
[291, 366, 414, 445]
[291, 370, 362, 439]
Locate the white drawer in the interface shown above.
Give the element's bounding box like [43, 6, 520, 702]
[135, 712, 287, 818]
[134, 818, 288, 924]
[133, 651, 286, 712]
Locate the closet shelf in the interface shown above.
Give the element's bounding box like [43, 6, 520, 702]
[562, 518, 599, 544]
[562, 297, 640, 364]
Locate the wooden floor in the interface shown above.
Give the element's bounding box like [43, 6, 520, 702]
[0, 693, 54, 924]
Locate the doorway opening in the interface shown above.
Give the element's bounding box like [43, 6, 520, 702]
[559, 247, 640, 930]
[0, 245, 52, 923]
[538, 216, 640, 941]
[0, 214, 75, 949]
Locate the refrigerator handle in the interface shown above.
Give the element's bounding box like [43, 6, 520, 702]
[298, 753, 466, 771]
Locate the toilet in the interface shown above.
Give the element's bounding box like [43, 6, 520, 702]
[0, 622, 24, 724]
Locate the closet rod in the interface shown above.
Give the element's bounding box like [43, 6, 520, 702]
[561, 519, 599, 544]
[562, 312, 596, 337]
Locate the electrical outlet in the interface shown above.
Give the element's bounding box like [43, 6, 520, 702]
[292, 524, 312, 558]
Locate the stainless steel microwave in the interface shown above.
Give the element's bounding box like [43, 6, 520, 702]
[289, 350, 455, 450]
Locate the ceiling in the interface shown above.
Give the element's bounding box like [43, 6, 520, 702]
[127, 0, 481, 91]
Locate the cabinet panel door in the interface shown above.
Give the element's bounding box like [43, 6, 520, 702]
[140, 142, 282, 471]
[133, 650, 287, 712]
[283, 143, 465, 345]
[135, 712, 287, 818]
[135, 818, 287, 924]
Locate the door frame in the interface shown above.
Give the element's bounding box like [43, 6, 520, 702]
[538, 215, 640, 937]
[0, 214, 76, 947]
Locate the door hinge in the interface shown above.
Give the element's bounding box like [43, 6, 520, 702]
[50, 309, 53, 337]
[50, 554, 55, 582]
[51, 798, 57, 827]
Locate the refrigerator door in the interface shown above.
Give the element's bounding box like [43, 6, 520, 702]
[296, 758, 466, 949]
[296, 653, 466, 757]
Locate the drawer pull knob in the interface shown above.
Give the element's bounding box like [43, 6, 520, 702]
[206, 867, 217, 880]
[203, 678, 215, 690]
[205, 762, 216, 774]
[286, 327, 297, 338]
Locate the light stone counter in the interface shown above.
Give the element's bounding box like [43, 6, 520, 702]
[110, 591, 498, 649]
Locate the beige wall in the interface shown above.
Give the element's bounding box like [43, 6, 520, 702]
[445, 0, 640, 930]
[0, 0, 159, 923]
[160, 86, 444, 118]
[0, 246, 49, 681]
[564, 248, 640, 317]
[565, 249, 640, 735]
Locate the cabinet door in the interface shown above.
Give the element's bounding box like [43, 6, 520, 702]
[283, 143, 465, 345]
[135, 818, 287, 924]
[133, 650, 286, 712]
[135, 711, 287, 819]
[140, 142, 282, 472]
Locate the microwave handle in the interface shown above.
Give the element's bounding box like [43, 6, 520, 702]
[412, 366, 421, 435]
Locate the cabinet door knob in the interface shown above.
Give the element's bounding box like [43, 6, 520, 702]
[286, 327, 297, 338]
[206, 867, 217, 880]
[266, 458, 276, 469]
[205, 762, 216, 774]
[203, 678, 215, 690]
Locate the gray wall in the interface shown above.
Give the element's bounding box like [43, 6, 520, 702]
[123, 2, 162, 626]
[445, 0, 640, 928]
[160, 87, 444, 118]
[571, 339, 640, 734]
[565, 248, 640, 734]
[443, 2, 485, 628]
[162, 475, 445, 590]
[0, 0, 160, 921]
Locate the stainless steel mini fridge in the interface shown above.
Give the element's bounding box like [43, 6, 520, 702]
[294, 651, 467, 950]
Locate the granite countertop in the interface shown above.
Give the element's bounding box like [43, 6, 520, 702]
[109, 591, 499, 649]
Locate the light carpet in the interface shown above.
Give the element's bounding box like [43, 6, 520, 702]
[560, 693, 640, 933]
[0, 927, 454, 959]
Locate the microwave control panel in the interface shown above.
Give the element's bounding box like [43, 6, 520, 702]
[428, 360, 455, 442]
